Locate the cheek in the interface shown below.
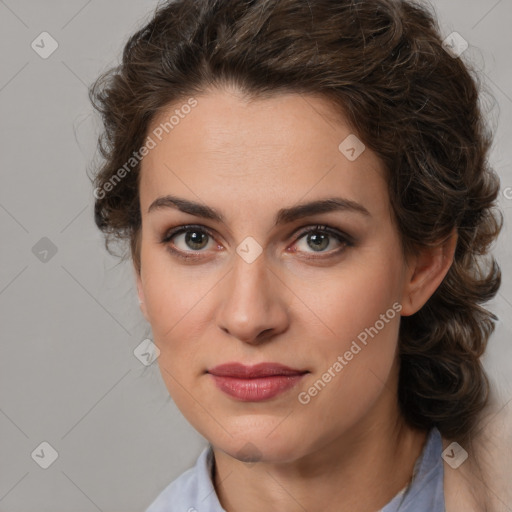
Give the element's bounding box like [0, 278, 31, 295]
[140, 249, 214, 383]
[294, 299, 400, 441]
[291, 239, 403, 352]
[141, 244, 215, 332]
[291, 244, 403, 417]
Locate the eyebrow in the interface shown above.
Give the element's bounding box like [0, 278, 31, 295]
[147, 194, 371, 226]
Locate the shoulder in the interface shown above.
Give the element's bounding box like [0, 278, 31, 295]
[443, 401, 512, 512]
[144, 445, 223, 512]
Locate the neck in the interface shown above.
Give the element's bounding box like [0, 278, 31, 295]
[212, 401, 427, 512]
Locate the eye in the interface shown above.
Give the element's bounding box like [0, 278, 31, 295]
[160, 224, 220, 260]
[290, 224, 353, 258]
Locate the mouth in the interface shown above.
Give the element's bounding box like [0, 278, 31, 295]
[207, 362, 309, 401]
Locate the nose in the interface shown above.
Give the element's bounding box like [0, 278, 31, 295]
[216, 250, 290, 345]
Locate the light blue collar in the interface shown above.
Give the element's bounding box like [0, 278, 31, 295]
[382, 427, 445, 511]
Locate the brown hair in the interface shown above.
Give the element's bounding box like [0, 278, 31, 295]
[89, 0, 502, 445]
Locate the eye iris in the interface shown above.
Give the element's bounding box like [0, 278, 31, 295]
[185, 230, 208, 250]
[307, 232, 329, 251]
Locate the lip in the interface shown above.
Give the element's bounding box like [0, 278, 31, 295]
[207, 362, 309, 401]
[208, 362, 307, 378]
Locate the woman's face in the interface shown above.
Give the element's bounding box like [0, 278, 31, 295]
[136, 88, 415, 462]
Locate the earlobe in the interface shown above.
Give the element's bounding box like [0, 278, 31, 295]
[400, 229, 458, 317]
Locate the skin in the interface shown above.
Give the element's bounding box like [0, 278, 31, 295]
[135, 87, 457, 512]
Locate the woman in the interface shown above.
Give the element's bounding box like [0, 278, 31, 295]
[89, 0, 506, 510]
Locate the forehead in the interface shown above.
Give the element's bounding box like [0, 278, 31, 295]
[139, 89, 388, 218]
[146, 89, 354, 163]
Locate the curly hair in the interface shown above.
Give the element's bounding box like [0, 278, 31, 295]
[89, 0, 502, 444]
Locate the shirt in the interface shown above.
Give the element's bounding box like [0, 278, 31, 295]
[145, 427, 445, 512]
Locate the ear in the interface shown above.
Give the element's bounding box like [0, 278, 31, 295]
[400, 228, 458, 317]
[134, 262, 149, 322]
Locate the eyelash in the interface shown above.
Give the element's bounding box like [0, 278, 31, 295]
[159, 223, 354, 261]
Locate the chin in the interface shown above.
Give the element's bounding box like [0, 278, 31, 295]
[209, 422, 307, 464]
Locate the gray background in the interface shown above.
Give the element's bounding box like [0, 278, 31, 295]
[0, 1, 511, 511]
